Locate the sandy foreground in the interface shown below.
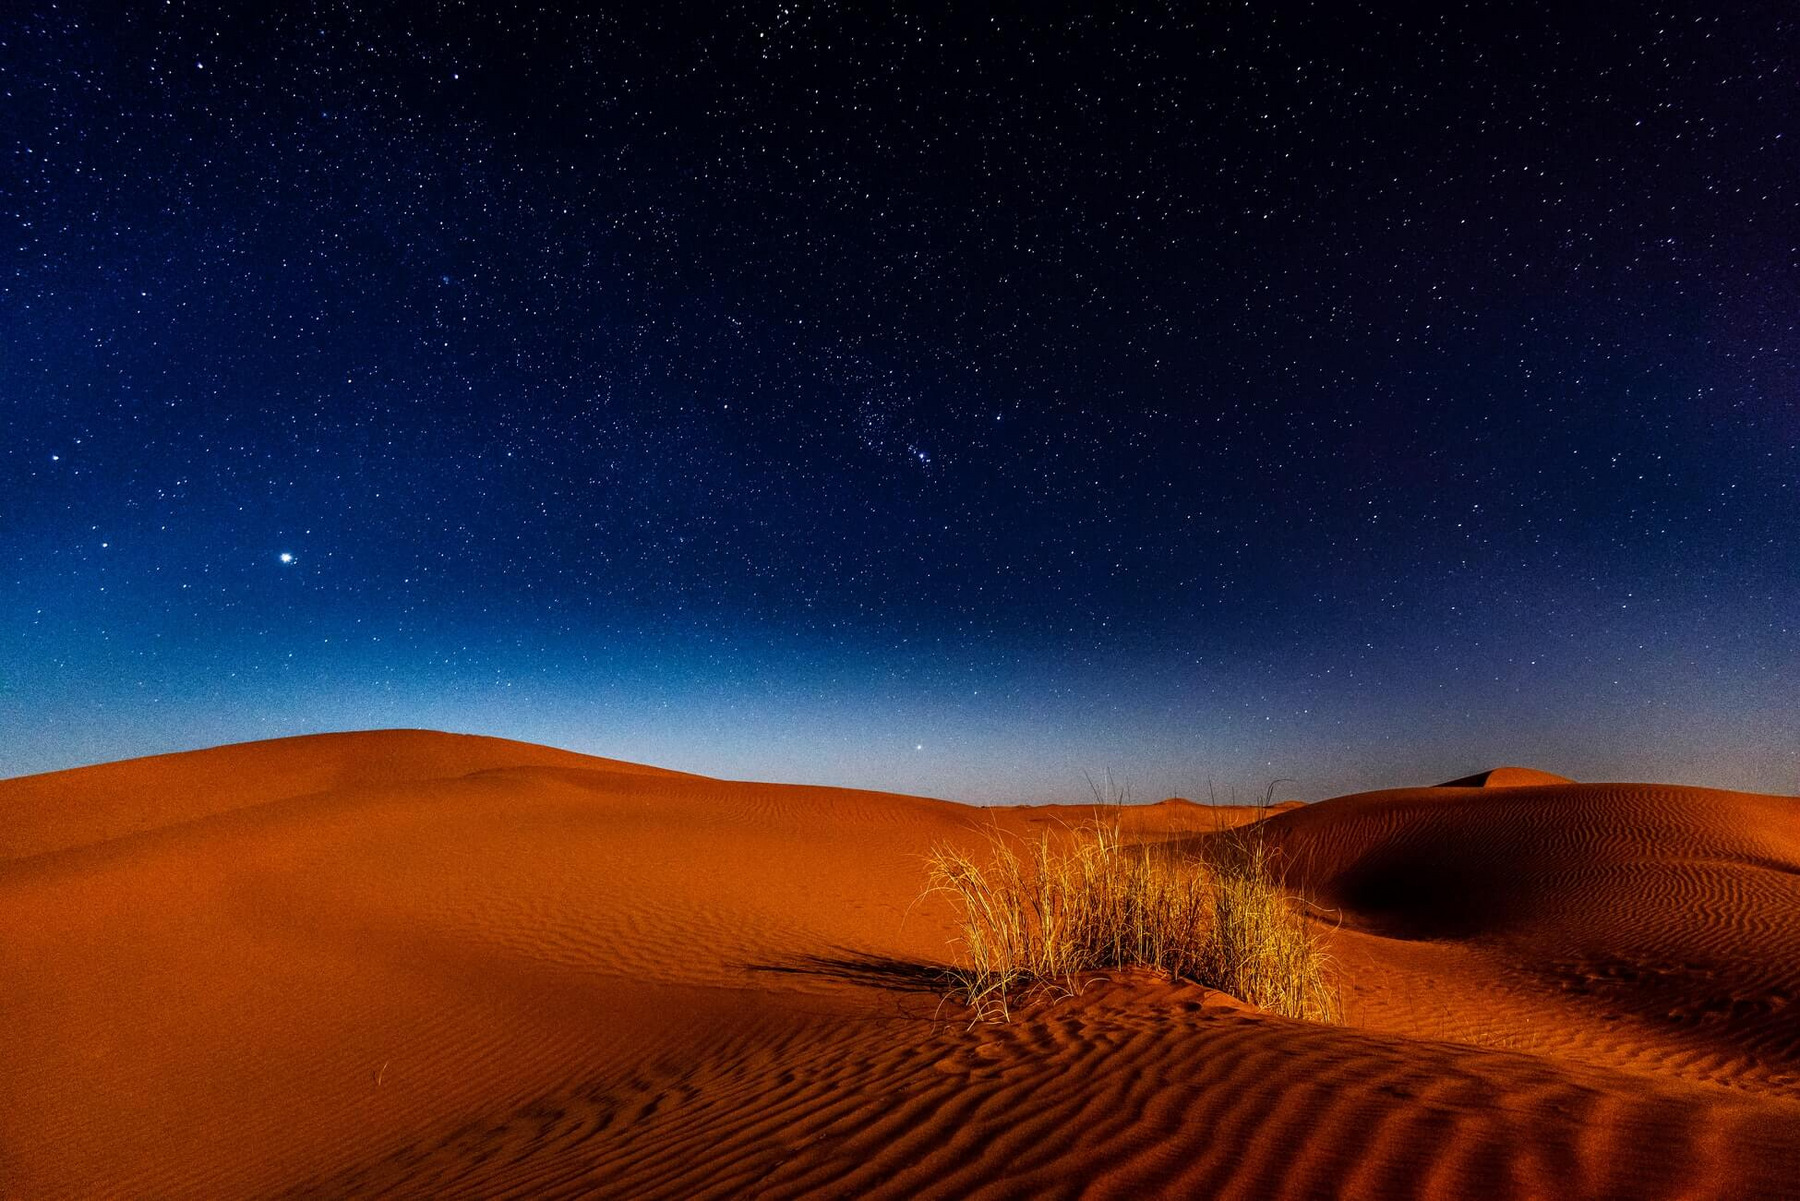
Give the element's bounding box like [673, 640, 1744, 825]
[3, 730, 1798, 1199]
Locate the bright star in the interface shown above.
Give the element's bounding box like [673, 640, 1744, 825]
[279, 552, 294, 564]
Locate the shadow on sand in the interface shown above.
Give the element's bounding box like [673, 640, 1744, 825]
[746, 952, 949, 994]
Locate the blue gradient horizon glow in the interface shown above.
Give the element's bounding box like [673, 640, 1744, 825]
[5, 573, 1795, 800]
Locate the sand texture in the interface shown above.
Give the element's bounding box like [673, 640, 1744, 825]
[4, 731, 1797, 1198]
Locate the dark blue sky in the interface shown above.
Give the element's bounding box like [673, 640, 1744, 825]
[4, 3, 1796, 800]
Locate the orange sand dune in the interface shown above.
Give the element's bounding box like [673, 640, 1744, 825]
[1260, 779, 1800, 1095]
[3, 733, 1797, 1198]
[1437, 766, 1576, 788]
[0, 730, 681, 862]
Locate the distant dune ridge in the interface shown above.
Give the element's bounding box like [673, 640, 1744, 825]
[0, 729, 679, 862]
[3, 732, 1798, 1198]
[1436, 766, 1578, 788]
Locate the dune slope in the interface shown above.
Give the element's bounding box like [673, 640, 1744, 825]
[0, 729, 676, 862]
[3, 734, 1797, 1199]
[1261, 780, 1800, 1093]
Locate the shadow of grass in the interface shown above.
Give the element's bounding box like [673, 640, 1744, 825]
[747, 952, 950, 994]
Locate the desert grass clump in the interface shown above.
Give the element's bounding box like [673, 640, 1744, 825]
[924, 803, 1339, 1024]
[1199, 831, 1341, 1023]
[923, 813, 1209, 1022]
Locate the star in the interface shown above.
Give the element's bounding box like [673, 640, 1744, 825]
[279, 552, 294, 564]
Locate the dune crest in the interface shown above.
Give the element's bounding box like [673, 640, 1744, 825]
[0, 729, 678, 862]
[4, 732, 1797, 1198]
[1437, 766, 1575, 788]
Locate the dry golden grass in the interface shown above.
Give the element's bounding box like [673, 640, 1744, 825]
[1199, 830, 1341, 1023]
[924, 807, 1339, 1024]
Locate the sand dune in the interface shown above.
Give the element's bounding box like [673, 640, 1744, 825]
[0, 730, 673, 862]
[1437, 766, 1576, 788]
[1261, 779, 1800, 1095]
[3, 732, 1797, 1198]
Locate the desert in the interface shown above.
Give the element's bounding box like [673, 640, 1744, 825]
[3, 730, 1797, 1198]
[12, 4, 1799, 1197]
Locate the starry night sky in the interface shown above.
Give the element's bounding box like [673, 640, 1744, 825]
[4, 4, 1796, 801]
